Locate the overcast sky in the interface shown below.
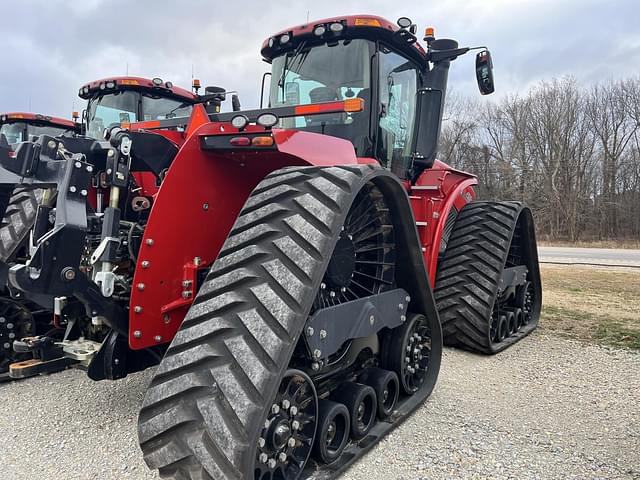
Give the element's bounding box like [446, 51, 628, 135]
[1, 0, 639, 118]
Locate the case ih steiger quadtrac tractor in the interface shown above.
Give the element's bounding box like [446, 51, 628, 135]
[0, 77, 231, 377]
[0, 14, 541, 479]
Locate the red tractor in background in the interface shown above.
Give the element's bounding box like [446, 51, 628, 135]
[0, 112, 80, 373]
[0, 15, 541, 479]
[0, 77, 233, 376]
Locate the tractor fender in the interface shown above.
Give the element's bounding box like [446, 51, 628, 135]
[129, 125, 365, 349]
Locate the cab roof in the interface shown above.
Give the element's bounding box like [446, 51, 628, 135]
[78, 76, 197, 102]
[261, 14, 427, 66]
[0, 112, 80, 131]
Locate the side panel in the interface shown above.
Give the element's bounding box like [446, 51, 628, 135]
[129, 126, 359, 349]
[410, 160, 478, 284]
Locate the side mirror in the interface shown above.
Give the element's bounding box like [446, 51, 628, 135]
[475, 50, 495, 95]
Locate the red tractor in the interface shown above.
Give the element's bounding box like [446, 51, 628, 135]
[0, 15, 540, 479]
[0, 77, 231, 375]
[0, 112, 80, 372]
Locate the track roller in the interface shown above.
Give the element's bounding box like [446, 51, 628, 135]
[359, 368, 399, 419]
[496, 314, 507, 342]
[383, 313, 432, 395]
[312, 400, 351, 464]
[435, 201, 542, 354]
[331, 383, 377, 440]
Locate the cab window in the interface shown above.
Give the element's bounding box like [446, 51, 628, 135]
[28, 125, 72, 140]
[0, 122, 26, 144]
[377, 46, 418, 175]
[142, 94, 193, 121]
[87, 91, 139, 139]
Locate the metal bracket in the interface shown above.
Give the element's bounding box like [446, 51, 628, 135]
[90, 236, 121, 265]
[500, 265, 528, 289]
[94, 270, 117, 297]
[305, 288, 409, 362]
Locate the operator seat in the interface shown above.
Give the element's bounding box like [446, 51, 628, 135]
[306, 87, 339, 127]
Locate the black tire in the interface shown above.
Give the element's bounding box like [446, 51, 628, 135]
[138, 165, 423, 479]
[359, 368, 399, 419]
[0, 187, 42, 262]
[312, 400, 350, 464]
[434, 201, 541, 354]
[331, 383, 376, 440]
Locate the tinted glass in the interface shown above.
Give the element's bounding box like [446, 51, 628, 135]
[87, 91, 139, 139]
[269, 39, 374, 155]
[378, 47, 418, 174]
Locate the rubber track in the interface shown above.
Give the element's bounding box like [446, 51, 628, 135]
[138, 165, 389, 480]
[0, 187, 42, 262]
[434, 201, 537, 354]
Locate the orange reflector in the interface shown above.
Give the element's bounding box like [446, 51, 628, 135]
[355, 18, 381, 27]
[130, 120, 161, 129]
[121, 79, 139, 85]
[9, 114, 25, 119]
[120, 122, 131, 129]
[344, 98, 365, 112]
[425, 27, 435, 37]
[251, 136, 274, 147]
[294, 99, 364, 116]
[230, 136, 251, 146]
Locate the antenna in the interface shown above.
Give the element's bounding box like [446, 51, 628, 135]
[306, 10, 310, 23]
[126, 62, 129, 75]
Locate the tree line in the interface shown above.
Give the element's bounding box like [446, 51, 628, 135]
[439, 77, 640, 242]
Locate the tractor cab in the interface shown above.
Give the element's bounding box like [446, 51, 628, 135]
[78, 77, 203, 139]
[0, 112, 79, 145]
[262, 15, 494, 180]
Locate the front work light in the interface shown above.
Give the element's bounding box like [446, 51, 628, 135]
[231, 115, 249, 130]
[257, 113, 278, 128]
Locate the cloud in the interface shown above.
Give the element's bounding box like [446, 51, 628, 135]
[1, 0, 638, 117]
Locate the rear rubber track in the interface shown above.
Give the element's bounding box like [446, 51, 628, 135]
[139, 164, 394, 479]
[434, 201, 538, 354]
[0, 187, 42, 262]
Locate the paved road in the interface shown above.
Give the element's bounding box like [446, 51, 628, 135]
[538, 246, 640, 267]
[1, 333, 638, 479]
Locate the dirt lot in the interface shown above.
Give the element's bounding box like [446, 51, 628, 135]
[1, 264, 638, 479]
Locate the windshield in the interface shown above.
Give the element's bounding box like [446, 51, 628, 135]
[28, 124, 73, 140]
[141, 93, 193, 120]
[269, 39, 374, 155]
[0, 122, 26, 144]
[87, 91, 139, 139]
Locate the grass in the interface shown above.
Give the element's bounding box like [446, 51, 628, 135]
[538, 239, 640, 249]
[539, 265, 640, 350]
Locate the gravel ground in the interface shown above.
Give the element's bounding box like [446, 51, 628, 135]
[1, 332, 638, 479]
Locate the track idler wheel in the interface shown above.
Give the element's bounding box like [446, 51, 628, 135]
[312, 400, 350, 464]
[360, 368, 399, 419]
[384, 313, 432, 395]
[255, 370, 317, 479]
[332, 383, 377, 440]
